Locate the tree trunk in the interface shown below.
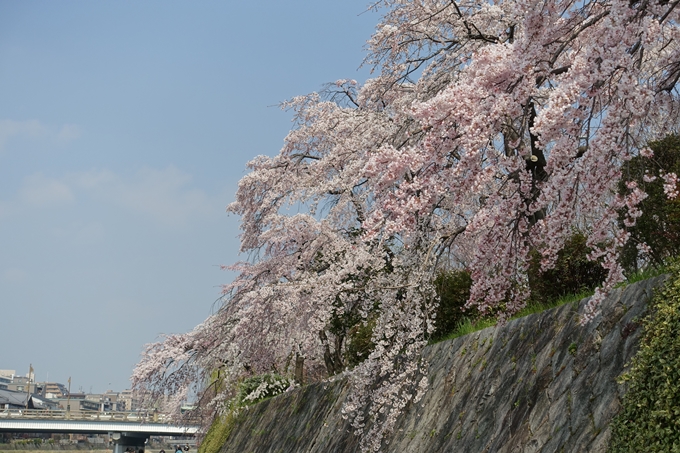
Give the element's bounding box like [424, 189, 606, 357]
[319, 330, 344, 376]
[294, 353, 305, 385]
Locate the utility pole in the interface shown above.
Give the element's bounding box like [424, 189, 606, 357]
[24, 364, 34, 410]
[66, 377, 72, 419]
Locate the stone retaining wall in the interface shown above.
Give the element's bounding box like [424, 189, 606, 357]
[219, 276, 664, 453]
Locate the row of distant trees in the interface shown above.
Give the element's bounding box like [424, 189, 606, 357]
[132, 1, 680, 451]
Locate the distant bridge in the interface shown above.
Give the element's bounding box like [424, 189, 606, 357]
[0, 410, 199, 453]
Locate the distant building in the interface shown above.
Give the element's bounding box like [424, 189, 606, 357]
[0, 370, 16, 379]
[27, 394, 59, 410]
[55, 395, 99, 412]
[0, 388, 59, 410]
[1, 367, 141, 415]
[0, 388, 27, 409]
[42, 382, 69, 398]
[81, 391, 127, 412]
[118, 389, 139, 412]
[6, 378, 38, 394]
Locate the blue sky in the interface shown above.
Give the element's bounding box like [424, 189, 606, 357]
[0, 1, 379, 394]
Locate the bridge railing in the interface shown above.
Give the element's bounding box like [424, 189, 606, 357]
[0, 409, 176, 423]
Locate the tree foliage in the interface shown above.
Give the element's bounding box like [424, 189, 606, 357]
[620, 135, 680, 272]
[133, 0, 680, 450]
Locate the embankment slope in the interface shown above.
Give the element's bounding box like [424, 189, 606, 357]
[219, 276, 664, 453]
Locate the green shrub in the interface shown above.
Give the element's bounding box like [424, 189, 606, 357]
[430, 269, 475, 342]
[619, 135, 680, 272]
[527, 231, 607, 305]
[608, 259, 680, 453]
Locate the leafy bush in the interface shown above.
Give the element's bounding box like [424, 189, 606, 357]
[608, 259, 680, 453]
[527, 231, 607, 304]
[619, 135, 680, 272]
[430, 269, 475, 342]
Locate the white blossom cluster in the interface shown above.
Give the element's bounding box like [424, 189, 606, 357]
[238, 374, 296, 405]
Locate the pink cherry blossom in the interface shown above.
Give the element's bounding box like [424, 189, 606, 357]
[133, 0, 680, 450]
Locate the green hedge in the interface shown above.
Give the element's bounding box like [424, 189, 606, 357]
[608, 260, 680, 453]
